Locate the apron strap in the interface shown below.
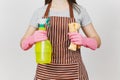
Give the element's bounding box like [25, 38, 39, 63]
[44, 2, 74, 18]
[44, 3, 52, 18]
[69, 4, 74, 18]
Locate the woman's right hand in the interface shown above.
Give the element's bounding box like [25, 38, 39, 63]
[30, 30, 48, 45]
[21, 30, 48, 51]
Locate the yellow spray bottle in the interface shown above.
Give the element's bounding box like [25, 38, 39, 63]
[35, 18, 52, 64]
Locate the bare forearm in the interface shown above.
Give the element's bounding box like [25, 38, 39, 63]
[82, 23, 101, 48]
[20, 25, 37, 48]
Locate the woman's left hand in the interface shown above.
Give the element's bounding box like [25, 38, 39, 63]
[68, 32, 97, 50]
[68, 32, 84, 46]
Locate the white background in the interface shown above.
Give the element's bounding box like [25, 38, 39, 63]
[0, 0, 120, 80]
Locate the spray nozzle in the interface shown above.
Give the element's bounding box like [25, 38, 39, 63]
[38, 18, 50, 27]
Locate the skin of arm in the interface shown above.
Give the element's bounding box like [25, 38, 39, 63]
[20, 25, 37, 49]
[82, 23, 101, 48]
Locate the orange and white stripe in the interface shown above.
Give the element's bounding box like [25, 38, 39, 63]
[34, 16, 89, 80]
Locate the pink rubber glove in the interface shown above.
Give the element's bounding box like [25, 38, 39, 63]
[68, 32, 97, 50]
[21, 37, 33, 50]
[21, 30, 48, 50]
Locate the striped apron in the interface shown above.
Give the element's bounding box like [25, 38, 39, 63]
[34, 3, 89, 80]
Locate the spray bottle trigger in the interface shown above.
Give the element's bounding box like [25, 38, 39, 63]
[46, 18, 50, 27]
